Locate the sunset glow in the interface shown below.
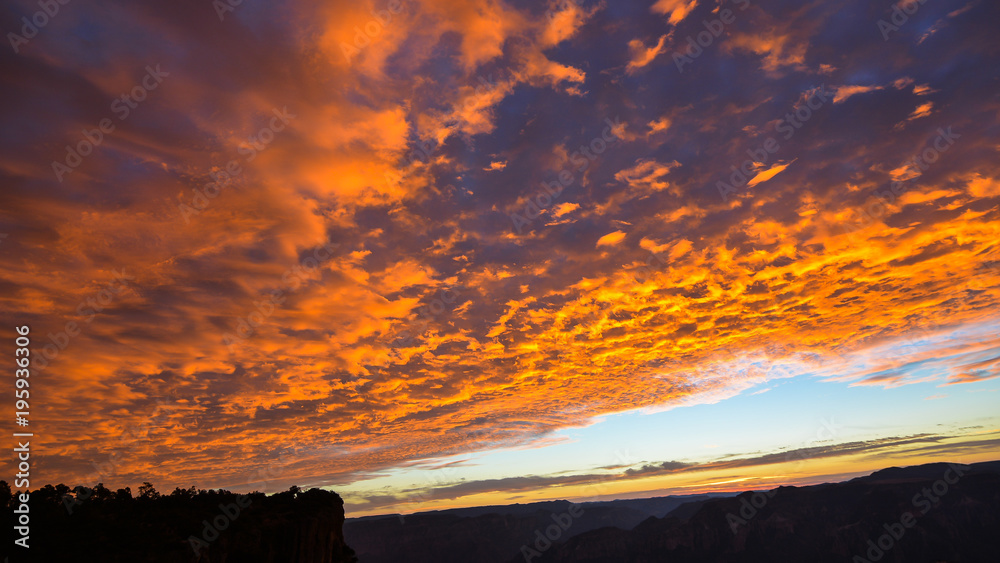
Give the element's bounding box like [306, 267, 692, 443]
[2, 0, 998, 520]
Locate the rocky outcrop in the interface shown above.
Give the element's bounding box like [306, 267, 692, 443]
[1, 484, 357, 563]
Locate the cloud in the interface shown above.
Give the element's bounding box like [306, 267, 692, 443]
[746, 161, 792, 188]
[348, 431, 993, 512]
[627, 35, 668, 73]
[623, 434, 951, 477]
[596, 230, 628, 247]
[943, 354, 1000, 386]
[728, 28, 809, 73]
[893, 102, 935, 130]
[614, 159, 680, 193]
[833, 85, 882, 104]
[651, 0, 699, 25]
[907, 102, 935, 120]
[541, 0, 600, 47]
[648, 117, 671, 135]
[552, 202, 580, 218]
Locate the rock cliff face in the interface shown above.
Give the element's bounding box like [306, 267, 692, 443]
[1, 484, 357, 563]
[535, 461, 1000, 563]
[192, 488, 358, 563]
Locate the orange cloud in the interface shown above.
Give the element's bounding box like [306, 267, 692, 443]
[597, 230, 628, 247]
[746, 161, 791, 188]
[652, 0, 699, 25]
[627, 35, 668, 73]
[2, 0, 998, 506]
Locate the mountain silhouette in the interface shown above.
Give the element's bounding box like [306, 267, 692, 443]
[0, 482, 356, 563]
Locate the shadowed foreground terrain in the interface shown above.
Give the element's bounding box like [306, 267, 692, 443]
[0, 484, 357, 562]
[344, 494, 731, 563]
[345, 461, 1000, 563]
[533, 461, 1000, 563]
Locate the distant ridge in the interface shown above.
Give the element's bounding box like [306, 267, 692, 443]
[850, 460, 1000, 484]
[349, 493, 731, 522]
[344, 493, 733, 563]
[533, 460, 1000, 562]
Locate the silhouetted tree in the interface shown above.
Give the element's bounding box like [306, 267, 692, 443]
[93, 482, 112, 500]
[170, 485, 197, 499]
[0, 480, 11, 508]
[138, 481, 160, 499]
[3, 482, 356, 562]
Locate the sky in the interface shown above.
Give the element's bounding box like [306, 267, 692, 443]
[1, 0, 998, 517]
